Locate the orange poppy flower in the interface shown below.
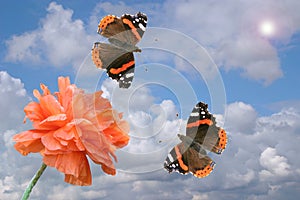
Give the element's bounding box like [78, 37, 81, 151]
[13, 77, 130, 186]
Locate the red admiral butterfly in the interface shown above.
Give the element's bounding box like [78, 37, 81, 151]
[164, 102, 227, 178]
[92, 12, 147, 88]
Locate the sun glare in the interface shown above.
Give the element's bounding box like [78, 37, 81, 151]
[259, 20, 275, 36]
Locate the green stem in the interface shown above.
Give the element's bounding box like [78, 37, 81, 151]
[22, 163, 47, 200]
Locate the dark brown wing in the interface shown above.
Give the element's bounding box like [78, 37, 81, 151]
[185, 144, 215, 178]
[92, 42, 135, 88]
[164, 140, 215, 178]
[97, 12, 147, 49]
[186, 102, 227, 154]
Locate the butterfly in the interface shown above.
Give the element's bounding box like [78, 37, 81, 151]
[92, 12, 147, 88]
[164, 102, 227, 178]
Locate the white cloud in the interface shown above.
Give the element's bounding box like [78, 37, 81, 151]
[2, 1, 300, 199]
[100, 78, 155, 113]
[5, 2, 96, 69]
[224, 102, 257, 134]
[205, 103, 300, 199]
[2, 76, 300, 199]
[0, 71, 29, 132]
[5, 0, 300, 85]
[259, 147, 291, 180]
[97, 78, 300, 199]
[153, 0, 300, 84]
[214, 35, 282, 85]
[224, 170, 256, 189]
[101, 79, 181, 140]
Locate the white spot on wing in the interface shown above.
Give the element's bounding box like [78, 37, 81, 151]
[190, 112, 199, 117]
[126, 72, 134, 78]
[138, 23, 146, 31]
[168, 154, 174, 162]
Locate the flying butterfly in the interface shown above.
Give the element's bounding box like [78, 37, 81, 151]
[92, 12, 147, 88]
[164, 102, 227, 178]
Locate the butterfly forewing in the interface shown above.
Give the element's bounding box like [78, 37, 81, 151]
[186, 102, 227, 154]
[99, 13, 147, 49]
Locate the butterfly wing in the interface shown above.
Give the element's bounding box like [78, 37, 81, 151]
[186, 145, 215, 178]
[97, 12, 147, 49]
[186, 102, 227, 154]
[92, 42, 135, 88]
[97, 15, 126, 39]
[164, 141, 215, 178]
[120, 12, 147, 46]
[164, 142, 189, 175]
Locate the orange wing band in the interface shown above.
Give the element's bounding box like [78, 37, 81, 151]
[186, 119, 213, 128]
[174, 146, 188, 171]
[122, 18, 141, 40]
[109, 60, 134, 74]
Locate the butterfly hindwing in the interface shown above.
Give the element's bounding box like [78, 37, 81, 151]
[164, 143, 189, 175]
[92, 42, 135, 88]
[164, 139, 215, 178]
[186, 102, 227, 154]
[106, 52, 135, 89]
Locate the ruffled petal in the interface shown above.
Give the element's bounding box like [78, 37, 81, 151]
[13, 76, 130, 185]
[39, 95, 63, 117]
[41, 132, 63, 151]
[54, 123, 76, 141]
[103, 121, 130, 148]
[40, 83, 50, 95]
[13, 130, 46, 155]
[43, 152, 92, 186]
[101, 164, 116, 175]
[94, 109, 116, 130]
[76, 119, 116, 169]
[23, 102, 45, 123]
[35, 113, 67, 130]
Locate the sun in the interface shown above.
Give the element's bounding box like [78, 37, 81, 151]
[259, 20, 275, 36]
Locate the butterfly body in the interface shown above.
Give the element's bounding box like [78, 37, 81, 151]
[164, 102, 227, 178]
[92, 12, 147, 88]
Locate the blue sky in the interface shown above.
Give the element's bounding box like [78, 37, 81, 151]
[1, 0, 300, 199]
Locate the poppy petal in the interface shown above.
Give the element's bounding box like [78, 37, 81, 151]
[43, 152, 92, 186]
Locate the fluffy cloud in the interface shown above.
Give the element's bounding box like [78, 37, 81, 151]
[259, 147, 291, 180]
[100, 79, 182, 152]
[153, 0, 300, 84]
[2, 1, 300, 199]
[5, 0, 295, 85]
[214, 35, 282, 85]
[0, 72, 36, 199]
[224, 101, 257, 134]
[0, 71, 29, 132]
[92, 0, 299, 85]
[5, 2, 96, 69]
[2, 80, 300, 199]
